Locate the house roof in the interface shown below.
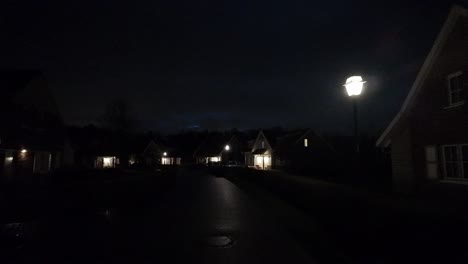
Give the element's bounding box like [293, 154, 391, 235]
[376, 5, 468, 147]
[0, 69, 41, 102]
[256, 128, 284, 149]
[275, 128, 335, 154]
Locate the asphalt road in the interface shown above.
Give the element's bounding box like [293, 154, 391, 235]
[3, 169, 313, 264]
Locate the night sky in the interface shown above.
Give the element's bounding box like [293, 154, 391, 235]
[0, 0, 463, 134]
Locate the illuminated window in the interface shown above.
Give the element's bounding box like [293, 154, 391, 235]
[162, 157, 172, 165]
[447, 71, 464, 106]
[209, 157, 220, 162]
[102, 157, 115, 168]
[304, 138, 308, 147]
[254, 155, 271, 170]
[4, 153, 13, 165]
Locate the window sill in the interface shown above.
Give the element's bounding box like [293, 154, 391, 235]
[440, 179, 468, 185]
[444, 102, 464, 109]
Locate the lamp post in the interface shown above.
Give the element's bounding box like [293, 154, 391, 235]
[344, 76, 365, 154]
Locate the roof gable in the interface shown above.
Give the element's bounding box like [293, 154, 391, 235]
[252, 130, 273, 152]
[0, 70, 39, 101]
[0, 70, 61, 118]
[376, 5, 468, 147]
[143, 140, 163, 156]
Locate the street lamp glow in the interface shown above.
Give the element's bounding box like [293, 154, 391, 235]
[163, 152, 167, 156]
[344, 76, 366, 96]
[225, 145, 230, 151]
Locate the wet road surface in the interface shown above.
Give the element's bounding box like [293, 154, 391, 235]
[4, 169, 313, 263]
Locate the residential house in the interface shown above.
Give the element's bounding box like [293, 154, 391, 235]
[221, 135, 247, 166]
[194, 133, 245, 165]
[70, 128, 182, 169]
[166, 131, 207, 164]
[0, 70, 65, 182]
[245, 130, 277, 170]
[376, 6, 468, 191]
[68, 125, 121, 169]
[275, 129, 335, 171]
[134, 139, 181, 166]
[245, 129, 334, 170]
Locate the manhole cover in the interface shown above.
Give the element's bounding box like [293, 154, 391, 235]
[202, 235, 234, 248]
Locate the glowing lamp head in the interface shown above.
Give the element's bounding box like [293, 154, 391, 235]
[163, 152, 167, 156]
[344, 76, 366, 96]
[225, 145, 230, 151]
[20, 149, 27, 154]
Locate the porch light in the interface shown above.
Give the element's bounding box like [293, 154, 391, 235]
[20, 149, 27, 153]
[163, 152, 167, 156]
[225, 145, 230, 151]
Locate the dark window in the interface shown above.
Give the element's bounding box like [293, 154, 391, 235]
[442, 145, 468, 179]
[448, 72, 464, 106]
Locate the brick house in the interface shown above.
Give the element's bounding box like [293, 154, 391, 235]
[377, 6, 468, 192]
[0, 70, 65, 182]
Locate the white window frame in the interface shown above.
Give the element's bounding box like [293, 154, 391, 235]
[441, 144, 468, 180]
[447, 71, 464, 107]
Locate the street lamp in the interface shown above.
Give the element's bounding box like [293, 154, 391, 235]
[344, 76, 366, 154]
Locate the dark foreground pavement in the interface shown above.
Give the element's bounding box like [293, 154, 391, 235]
[224, 168, 468, 264]
[2, 169, 313, 264]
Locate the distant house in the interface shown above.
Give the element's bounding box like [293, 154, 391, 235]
[276, 129, 335, 170]
[95, 156, 119, 169]
[376, 6, 468, 191]
[134, 139, 181, 166]
[0, 70, 65, 182]
[245, 130, 276, 170]
[194, 133, 245, 165]
[69, 128, 182, 169]
[68, 126, 121, 169]
[245, 129, 334, 170]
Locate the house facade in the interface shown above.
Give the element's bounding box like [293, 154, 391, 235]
[245, 130, 275, 170]
[377, 6, 468, 192]
[194, 134, 245, 166]
[0, 70, 65, 182]
[142, 140, 181, 166]
[245, 129, 334, 170]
